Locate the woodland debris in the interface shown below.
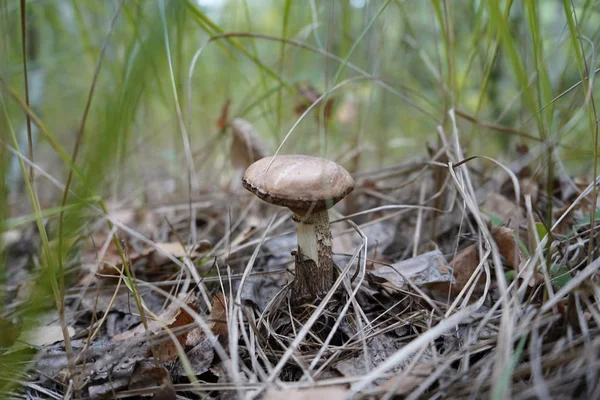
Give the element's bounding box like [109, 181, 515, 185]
[449, 243, 483, 296]
[335, 334, 408, 378]
[128, 361, 176, 400]
[491, 226, 526, 270]
[172, 331, 214, 377]
[112, 292, 201, 361]
[480, 192, 524, 232]
[379, 363, 435, 396]
[368, 249, 454, 296]
[230, 118, 269, 169]
[210, 293, 228, 338]
[87, 238, 212, 277]
[263, 386, 346, 400]
[21, 324, 75, 347]
[294, 83, 335, 121]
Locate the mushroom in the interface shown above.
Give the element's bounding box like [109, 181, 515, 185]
[242, 155, 355, 302]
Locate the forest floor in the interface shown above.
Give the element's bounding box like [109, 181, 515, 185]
[3, 125, 600, 400]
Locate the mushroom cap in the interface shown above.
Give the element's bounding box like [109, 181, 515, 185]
[242, 155, 355, 214]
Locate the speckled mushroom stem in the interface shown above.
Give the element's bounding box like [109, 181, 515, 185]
[292, 210, 334, 302]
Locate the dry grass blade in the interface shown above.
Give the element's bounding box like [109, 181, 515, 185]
[349, 306, 476, 395]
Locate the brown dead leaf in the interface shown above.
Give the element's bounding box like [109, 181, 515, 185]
[152, 296, 198, 362]
[230, 118, 269, 169]
[492, 226, 526, 270]
[82, 234, 137, 277]
[210, 293, 228, 338]
[501, 176, 539, 206]
[492, 226, 542, 289]
[520, 178, 539, 203]
[148, 240, 211, 266]
[155, 241, 208, 258]
[573, 175, 599, 212]
[450, 244, 483, 295]
[295, 83, 334, 121]
[86, 238, 211, 278]
[217, 99, 231, 129]
[380, 364, 435, 396]
[553, 203, 575, 235]
[129, 361, 176, 400]
[113, 292, 199, 363]
[481, 193, 524, 231]
[263, 386, 346, 400]
[95, 241, 127, 276]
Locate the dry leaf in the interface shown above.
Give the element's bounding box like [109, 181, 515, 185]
[217, 99, 231, 129]
[230, 118, 269, 169]
[369, 249, 455, 295]
[152, 295, 198, 362]
[94, 240, 127, 276]
[210, 293, 228, 338]
[449, 244, 483, 295]
[129, 361, 176, 400]
[295, 83, 334, 121]
[331, 223, 354, 260]
[335, 334, 406, 378]
[553, 203, 575, 235]
[380, 364, 435, 396]
[107, 206, 138, 227]
[481, 193, 524, 231]
[263, 387, 346, 400]
[173, 331, 214, 377]
[520, 177, 539, 203]
[82, 234, 136, 277]
[113, 292, 199, 363]
[23, 324, 75, 346]
[492, 226, 526, 270]
[148, 240, 211, 266]
[155, 241, 209, 258]
[573, 175, 599, 212]
[89, 379, 129, 400]
[237, 233, 293, 311]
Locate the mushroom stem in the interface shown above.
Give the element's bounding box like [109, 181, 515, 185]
[292, 210, 334, 302]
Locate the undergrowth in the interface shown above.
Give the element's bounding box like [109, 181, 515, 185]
[1, 1, 599, 399]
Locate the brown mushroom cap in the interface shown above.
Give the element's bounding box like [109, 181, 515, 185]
[242, 155, 355, 214]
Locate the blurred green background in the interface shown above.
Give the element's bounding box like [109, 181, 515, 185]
[2, 0, 597, 207]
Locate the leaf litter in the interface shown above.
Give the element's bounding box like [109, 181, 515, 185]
[4, 127, 600, 400]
